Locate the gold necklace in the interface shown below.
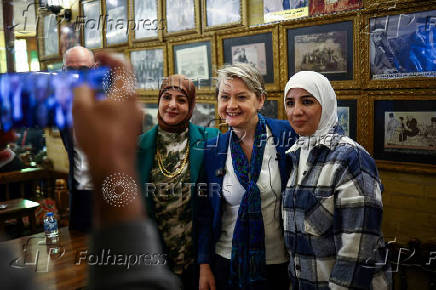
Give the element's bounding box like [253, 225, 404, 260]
[156, 142, 190, 179]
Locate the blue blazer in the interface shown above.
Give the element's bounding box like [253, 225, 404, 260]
[197, 117, 297, 264]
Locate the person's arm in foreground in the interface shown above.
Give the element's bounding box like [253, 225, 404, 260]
[73, 52, 180, 290]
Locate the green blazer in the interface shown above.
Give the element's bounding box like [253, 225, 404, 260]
[137, 122, 220, 220]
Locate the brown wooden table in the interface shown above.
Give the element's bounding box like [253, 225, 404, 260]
[1, 227, 89, 290]
[0, 198, 40, 234]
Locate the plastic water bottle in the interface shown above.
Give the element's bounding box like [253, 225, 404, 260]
[43, 212, 59, 245]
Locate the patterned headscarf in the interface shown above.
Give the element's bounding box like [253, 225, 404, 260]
[157, 75, 196, 133]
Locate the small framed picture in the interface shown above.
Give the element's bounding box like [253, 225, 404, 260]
[364, 8, 436, 88]
[130, 46, 167, 93]
[309, 0, 363, 16]
[260, 99, 279, 119]
[282, 15, 358, 89]
[164, 0, 200, 36]
[81, 0, 103, 49]
[219, 26, 279, 91]
[131, 0, 161, 41]
[105, 0, 129, 46]
[139, 100, 159, 133]
[264, 0, 309, 23]
[202, 0, 246, 31]
[373, 98, 436, 166]
[191, 101, 217, 128]
[169, 37, 216, 93]
[40, 14, 59, 59]
[60, 22, 81, 56]
[337, 99, 357, 140]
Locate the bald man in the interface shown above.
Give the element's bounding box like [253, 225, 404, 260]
[60, 46, 96, 232]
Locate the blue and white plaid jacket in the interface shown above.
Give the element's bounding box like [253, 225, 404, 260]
[283, 126, 391, 290]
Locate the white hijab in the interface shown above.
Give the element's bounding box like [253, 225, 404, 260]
[284, 71, 338, 139]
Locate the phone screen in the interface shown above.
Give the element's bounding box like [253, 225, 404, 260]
[0, 67, 109, 131]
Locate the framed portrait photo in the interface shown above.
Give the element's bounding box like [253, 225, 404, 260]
[286, 20, 353, 81]
[130, 46, 166, 92]
[202, 0, 245, 31]
[140, 101, 159, 133]
[170, 39, 215, 92]
[105, 0, 129, 46]
[220, 27, 279, 90]
[164, 0, 200, 36]
[337, 99, 357, 140]
[368, 9, 436, 82]
[373, 99, 436, 166]
[82, 0, 103, 49]
[264, 0, 309, 23]
[132, 0, 160, 41]
[42, 14, 59, 59]
[309, 0, 363, 16]
[191, 101, 217, 128]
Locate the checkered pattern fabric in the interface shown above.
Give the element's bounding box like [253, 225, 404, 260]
[283, 127, 391, 290]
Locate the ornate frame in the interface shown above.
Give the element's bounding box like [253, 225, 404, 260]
[361, 5, 436, 89]
[201, 0, 247, 32]
[163, 0, 201, 38]
[217, 25, 280, 91]
[268, 92, 285, 121]
[37, 13, 60, 60]
[102, 0, 129, 48]
[129, 45, 168, 95]
[168, 35, 217, 94]
[280, 12, 361, 90]
[80, 0, 104, 50]
[335, 93, 360, 141]
[368, 90, 436, 174]
[129, 0, 163, 45]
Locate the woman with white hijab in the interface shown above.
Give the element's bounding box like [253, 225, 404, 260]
[282, 71, 391, 289]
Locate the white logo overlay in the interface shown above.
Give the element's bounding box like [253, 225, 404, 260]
[102, 66, 137, 102]
[102, 172, 138, 207]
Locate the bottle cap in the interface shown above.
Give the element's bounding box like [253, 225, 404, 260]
[46, 212, 54, 217]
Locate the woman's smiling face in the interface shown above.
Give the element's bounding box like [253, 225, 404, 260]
[158, 88, 189, 125]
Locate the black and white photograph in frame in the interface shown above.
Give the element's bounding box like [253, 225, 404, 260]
[174, 43, 210, 82]
[259, 100, 278, 119]
[206, 0, 240, 27]
[141, 103, 159, 132]
[43, 14, 59, 57]
[83, 0, 102, 49]
[232, 43, 267, 75]
[134, 0, 158, 39]
[166, 0, 195, 33]
[191, 103, 215, 127]
[131, 48, 164, 90]
[105, 0, 128, 45]
[337, 99, 356, 140]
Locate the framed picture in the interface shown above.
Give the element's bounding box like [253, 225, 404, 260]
[260, 99, 279, 119]
[281, 15, 359, 89]
[337, 99, 357, 140]
[130, 46, 167, 93]
[373, 98, 436, 167]
[202, 0, 246, 31]
[82, 0, 103, 49]
[169, 37, 216, 93]
[139, 100, 159, 133]
[41, 14, 59, 59]
[367, 9, 436, 82]
[264, 0, 309, 23]
[105, 0, 129, 46]
[131, 0, 161, 41]
[60, 22, 81, 56]
[46, 62, 63, 71]
[191, 101, 217, 127]
[218, 26, 279, 90]
[164, 0, 200, 36]
[309, 0, 363, 16]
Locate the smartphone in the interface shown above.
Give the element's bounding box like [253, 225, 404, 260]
[0, 67, 109, 131]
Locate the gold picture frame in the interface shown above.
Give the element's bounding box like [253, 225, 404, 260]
[163, 0, 201, 38]
[368, 90, 436, 174]
[129, 0, 163, 45]
[217, 25, 280, 92]
[280, 12, 361, 90]
[361, 5, 436, 89]
[80, 0, 104, 50]
[37, 13, 60, 61]
[168, 35, 217, 94]
[102, 0, 130, 48]
[201, 0, 247, 32]
[129, 45, 168, 95]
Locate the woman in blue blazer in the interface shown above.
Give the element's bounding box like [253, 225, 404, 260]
[197, 63, 297, 290]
